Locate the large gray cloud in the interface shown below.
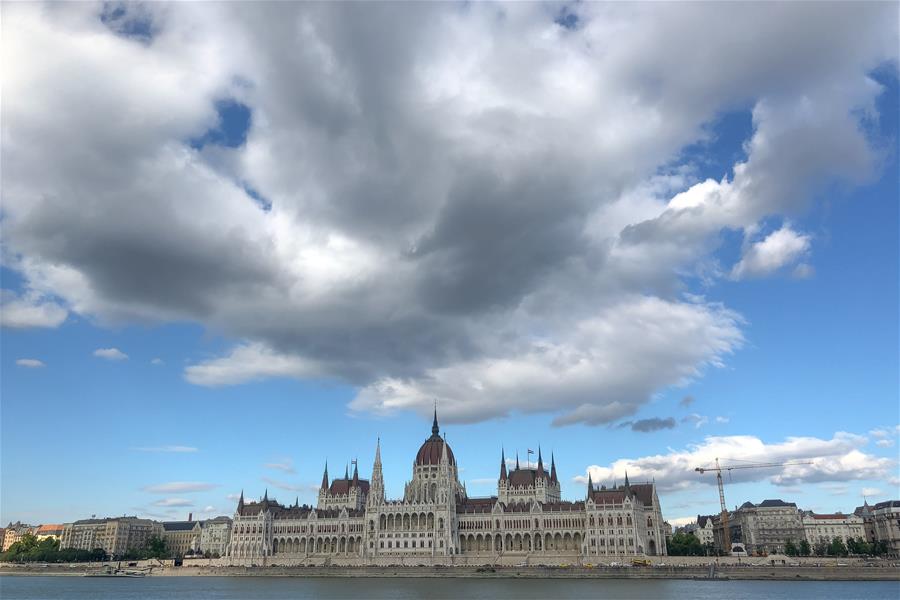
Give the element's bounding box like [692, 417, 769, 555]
[2, 2, 896, 425]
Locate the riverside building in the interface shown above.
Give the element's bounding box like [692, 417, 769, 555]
[226, 412, 667, 565]
[872, 500, 900, 557]
[59, 517, 162, 557]
[800, 511, 865, 547]
[714, 499, 805, 555]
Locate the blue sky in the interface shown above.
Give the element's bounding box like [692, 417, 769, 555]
[1, 2, 898, 527]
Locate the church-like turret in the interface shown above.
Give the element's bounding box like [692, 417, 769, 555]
[368, 438, 385, 507]
[550, 452, 558, 484]
[321, 462, 329, 491]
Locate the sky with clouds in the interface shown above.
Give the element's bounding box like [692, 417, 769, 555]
[1, 1, 898, 526]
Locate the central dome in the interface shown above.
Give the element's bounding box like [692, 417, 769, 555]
[415, 410, 456, 466]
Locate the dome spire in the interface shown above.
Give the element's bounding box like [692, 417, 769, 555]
[432, 403, 439, 436]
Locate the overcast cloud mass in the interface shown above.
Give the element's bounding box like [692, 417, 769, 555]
[2, 2, 897, 426]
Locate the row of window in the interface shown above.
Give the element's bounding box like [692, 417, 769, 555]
[589, 537, 634, 547]
[379, 539, 435, 549]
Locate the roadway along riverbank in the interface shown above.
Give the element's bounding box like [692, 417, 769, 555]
[2, 563, 899, 580]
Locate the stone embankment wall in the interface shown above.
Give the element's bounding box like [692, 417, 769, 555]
[2, 560, 899, 581]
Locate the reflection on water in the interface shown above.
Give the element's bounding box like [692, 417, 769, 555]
[0, 576, 899, 600]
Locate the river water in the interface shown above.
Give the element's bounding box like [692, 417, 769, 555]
[1, 576, 898, 600]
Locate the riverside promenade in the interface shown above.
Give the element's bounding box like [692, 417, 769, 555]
[3, 558, 899, 581]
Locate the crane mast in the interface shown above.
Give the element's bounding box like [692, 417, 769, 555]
[715, 459, 730, 553]
[694, 458, 813, 556]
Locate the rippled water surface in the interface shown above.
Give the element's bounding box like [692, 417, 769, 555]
[1, 576, 899, 600]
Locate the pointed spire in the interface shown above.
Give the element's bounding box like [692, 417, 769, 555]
[537, 446, 545, 476]
[432, 403, 440, 437]
[321, 462, 329, 491]
[344, 463, 349, 480]
[263, 488, 268, 502]
[237, 489, 244, 510]
[295, 496, 299, 508]
[500, 448, 508, 481]
[550, 452, 558, 483]
[370, 438, 385, 504]
[515, 451, 520, 471]
[352, 460, 359, 487]
[624, 470, 630, 489]
[587, 472, 593, 499]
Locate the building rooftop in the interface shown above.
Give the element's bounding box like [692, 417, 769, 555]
[162, 521, 198, 532]
[739, 499, 797, 510]
[697, 515, 714, 528]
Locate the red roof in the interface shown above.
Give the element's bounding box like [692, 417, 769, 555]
[415, 435, 456, 466]
[508, 468, 538, 487]
[328, 478, 370, 495]
[589, 483, 655, 507]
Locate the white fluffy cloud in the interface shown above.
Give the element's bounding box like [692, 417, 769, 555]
[185, 343, 321, 387]
[578, 432, 897, 492]
[93, 347, 128, 361]
[15, 358, 45, 368]
[351, 296, 743, 425]
[152, 498, 193, 508]
[0, 291, 67, 329]
[2, 2, 896, 425]
[732, 226, 812, 280]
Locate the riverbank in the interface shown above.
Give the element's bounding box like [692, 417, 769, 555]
[2, 562, 898, 581]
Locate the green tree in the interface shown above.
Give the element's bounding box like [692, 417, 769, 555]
[872, 540, 889, 556]
[784, 540, 798, 556]
[847, 537, 868, 555]
[666, 532, 706, 556]
[145, 536, 170, 559]
[799, 539, 811, 556]
[827, 537, 848, 557]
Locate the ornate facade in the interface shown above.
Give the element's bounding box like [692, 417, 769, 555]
[226, 412, 667, 564]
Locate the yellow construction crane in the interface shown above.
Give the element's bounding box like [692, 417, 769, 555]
[694, 458, 813, 554]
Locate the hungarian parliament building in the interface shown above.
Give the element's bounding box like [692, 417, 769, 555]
[226, 412, 668, 564]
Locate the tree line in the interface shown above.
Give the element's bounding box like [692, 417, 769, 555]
[0, 533, 173, 563]
[784, 537, 892, 557]
[667, 531, 892, 557]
